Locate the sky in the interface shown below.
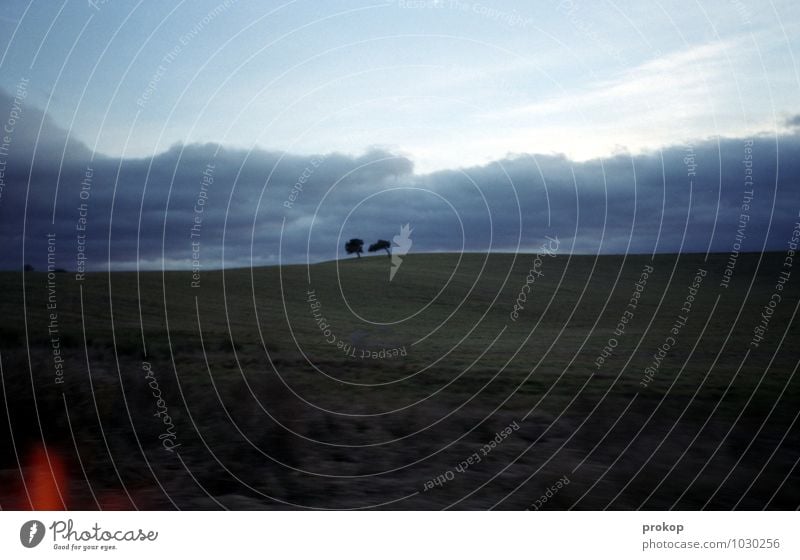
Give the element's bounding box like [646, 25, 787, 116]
[0, 0, 799, 269]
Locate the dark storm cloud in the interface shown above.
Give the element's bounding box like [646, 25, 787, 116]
[1, 88, 799, 272]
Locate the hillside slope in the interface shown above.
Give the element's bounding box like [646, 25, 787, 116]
[0, 252, 798, 509]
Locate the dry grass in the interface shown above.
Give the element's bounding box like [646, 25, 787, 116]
[0, 252, 797, 509]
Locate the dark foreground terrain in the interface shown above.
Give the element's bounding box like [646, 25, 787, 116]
[0, 252, 798, 509]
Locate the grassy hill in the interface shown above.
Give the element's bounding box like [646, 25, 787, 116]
[0, 252, 798, 509]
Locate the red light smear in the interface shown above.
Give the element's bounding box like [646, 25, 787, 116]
[27, 444, 67, 510]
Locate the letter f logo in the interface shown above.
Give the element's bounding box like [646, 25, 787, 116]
[20, 520, 45, 548]
[390, 223, 413, 281]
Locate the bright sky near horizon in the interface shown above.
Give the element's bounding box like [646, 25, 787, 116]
[1, 0, 799, 173]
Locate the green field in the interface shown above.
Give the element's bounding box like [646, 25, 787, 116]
[0, 252, 798, 509]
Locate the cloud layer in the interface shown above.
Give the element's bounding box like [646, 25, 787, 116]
[1, 89, 799, 272]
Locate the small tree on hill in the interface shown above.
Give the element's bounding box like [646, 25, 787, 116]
[345, 238, 364, 258]
[369, 239, 391, 257]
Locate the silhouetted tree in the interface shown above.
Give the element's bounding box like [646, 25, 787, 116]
[369, 239, 391, 257]
[23, 264, 34, 272]
[345, 238, 364, 258]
